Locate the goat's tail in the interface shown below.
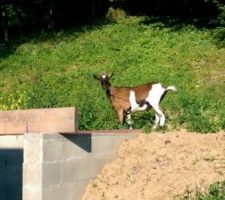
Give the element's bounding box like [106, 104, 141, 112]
[166, 85, 177, 92]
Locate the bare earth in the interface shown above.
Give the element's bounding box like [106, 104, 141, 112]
[82, 130, 225, 200]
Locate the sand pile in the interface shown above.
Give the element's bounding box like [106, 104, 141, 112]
[82, 131, 225, 200]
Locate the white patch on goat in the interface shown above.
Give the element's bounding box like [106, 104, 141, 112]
[166, 85, 177, 92]
[129, 90, 148, 112]
[146, 83, 165, 107]
[146, 83, 166, 127]
[128, 83, 171, 128]
[152, 113, 160, 129]
[159, 114, 166, 127]
[102, 75, 106, 79]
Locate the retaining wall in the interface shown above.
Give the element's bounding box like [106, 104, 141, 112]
[0, 107, 138, 200]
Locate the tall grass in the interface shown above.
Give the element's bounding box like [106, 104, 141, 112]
[0, 16, 224, 132]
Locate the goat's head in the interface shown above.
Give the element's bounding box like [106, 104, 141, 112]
[93, 73, 113, 92]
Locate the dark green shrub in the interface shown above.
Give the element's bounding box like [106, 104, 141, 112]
[194, 181, 225, 200]
[106, 7, 127, 22]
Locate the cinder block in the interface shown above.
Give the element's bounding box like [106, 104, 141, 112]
[24, 133, 43, 164]
[62, 180, 89, 200]
[0, 135, 24, 148]
[43, 139, 63, 162]
[62, 160, 76, 182]
[91, 135, 119, 156]
[43, 185, 62, 200]
[72, 156, 106, 181]
[62, 182, 77, 200]
[42, 162, 62, 187]
[23, 187, 42, 200]
[62, 135, 91, 159]
[62, 156, 113, 183]
[23, 163, 42, 187]
[42, 133, 65, 140]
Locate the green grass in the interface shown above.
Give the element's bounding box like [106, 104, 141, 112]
[183, 181, 225, 200]
[0, 16, 225, 131]
[198, 181, 225, 200]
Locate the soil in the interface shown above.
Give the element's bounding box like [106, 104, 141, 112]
[82, 130, 225, 200]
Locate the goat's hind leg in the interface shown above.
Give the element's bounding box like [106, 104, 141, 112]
[151, 104, 166, 128]
[126, 112, 133, 129]
[152, 113, 160, 130]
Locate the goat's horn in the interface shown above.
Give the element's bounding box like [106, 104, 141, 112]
[109, 72, 114, 79]
[93, 74, 99, 80]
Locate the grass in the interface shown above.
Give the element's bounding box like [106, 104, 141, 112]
[0, 16, 225, 131]
[199, 181, 225, 200]
[183, 181, 225, 200]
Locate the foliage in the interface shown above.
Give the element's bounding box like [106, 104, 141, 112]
[0, 91, 27, 110]
[208, 0, 225, 26]
[192, 181, 225, 200]
[106, 7, 127, 22]
[0, 0, 108, 42]
[0, 16, 225, 132]
[0, 1, 225, 42]
[1, 4, 25, 28]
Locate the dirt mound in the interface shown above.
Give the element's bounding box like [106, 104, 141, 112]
[82, 131, 225, 200]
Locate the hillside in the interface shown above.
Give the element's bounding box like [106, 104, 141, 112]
[0, 16, 225, 131]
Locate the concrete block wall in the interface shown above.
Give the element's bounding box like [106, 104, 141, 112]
[23, 132, 136, 200]
[0, 108, 138, 200]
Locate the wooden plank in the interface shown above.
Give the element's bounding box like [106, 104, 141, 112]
[0, 107, 78, 134]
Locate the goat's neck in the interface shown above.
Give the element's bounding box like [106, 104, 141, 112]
[105, 87, 112, 98]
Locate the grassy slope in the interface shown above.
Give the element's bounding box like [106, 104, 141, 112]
[0, 16, 225, 131]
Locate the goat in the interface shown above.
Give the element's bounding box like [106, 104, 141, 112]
[93, 74, 176, 129]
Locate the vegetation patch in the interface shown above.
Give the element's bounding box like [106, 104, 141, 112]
[191, 181, 225, 200]
[0, 16, 224, 132]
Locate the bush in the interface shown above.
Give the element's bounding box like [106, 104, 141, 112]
[106, 7, 127, 22]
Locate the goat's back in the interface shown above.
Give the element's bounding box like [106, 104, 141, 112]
[132, 83, 154, 102]
[110, 82, 155, 109]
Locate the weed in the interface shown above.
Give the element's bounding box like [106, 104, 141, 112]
[179, 181, 225, 199]
[203, 157, 216, 162]
[194, 181, 225, 200]
[192, 159, 200, 166]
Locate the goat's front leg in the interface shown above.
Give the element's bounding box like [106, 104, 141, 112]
[117, 109, 124, 126]
[126, 112, 133, 129]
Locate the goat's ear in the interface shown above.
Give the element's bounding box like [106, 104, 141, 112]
[109, 72, 114, 79]
[93, 74, 99, 80]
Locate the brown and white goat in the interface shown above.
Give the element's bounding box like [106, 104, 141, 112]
[93, 74, 176, 129]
